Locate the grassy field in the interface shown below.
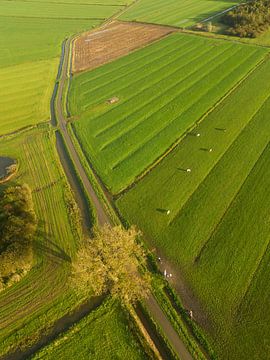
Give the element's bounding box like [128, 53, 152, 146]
[0, 59, 58, 134]
[0, 1, 121, 19]
[120, 0, 240, 27]
[0, 126, 84, 354]
[0, 0, 128, 135]
[0, 16, 99, 134]
[69, 33, 267, 194]
[117, 58, 270, 359]
[32, 300, 147, 360]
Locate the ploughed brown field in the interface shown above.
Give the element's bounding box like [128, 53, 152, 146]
[72, 21, 175, 73]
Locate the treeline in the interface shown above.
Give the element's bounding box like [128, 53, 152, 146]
[0, 184, 37, 289]
[222, 0, 270, 38]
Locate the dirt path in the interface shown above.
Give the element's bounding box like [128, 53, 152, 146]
[55, 32, 194, 360]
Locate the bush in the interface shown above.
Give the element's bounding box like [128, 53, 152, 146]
[0, 184, 37, 287]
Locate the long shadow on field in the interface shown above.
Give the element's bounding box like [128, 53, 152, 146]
[34, 231, 71, 264]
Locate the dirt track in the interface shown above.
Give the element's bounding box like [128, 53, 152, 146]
[73, 21, 175, 73]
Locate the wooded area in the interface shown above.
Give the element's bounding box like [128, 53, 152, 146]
[222, 0, 270, 37]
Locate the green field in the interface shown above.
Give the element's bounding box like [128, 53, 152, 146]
[69, 33, 267, 194]
[120, 0, 240, 27]
[117, 58, 270, 359]
[0, 59, 58, 134]
[32, 300, 147, 360]
[0, 0, 129, 135]
[0, 1, 120, 19]
[0, 127, 83, 354]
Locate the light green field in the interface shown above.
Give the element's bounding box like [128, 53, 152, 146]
[120, 0, 240, 27]
[0, 1, 120, 19]
[0, 59, 58, 134]
[0, 16, 99, 134]
[32, 300, 147, 360]
[117, 58, 270, 359]
[0, 0, 127, 135]
[69, 33, 267, 194]
[0, 17, 100, 68]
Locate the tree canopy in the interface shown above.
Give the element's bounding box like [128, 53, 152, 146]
[222, 0, 270, 38]
[72, 225, 151, 305]
[0, 184, 37, 288]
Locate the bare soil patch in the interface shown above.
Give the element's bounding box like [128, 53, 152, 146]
[72, 21, 175, 73]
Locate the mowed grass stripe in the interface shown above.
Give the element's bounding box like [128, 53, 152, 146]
[116, 58, 270, 236]
[71, 34, 267, 192]
[107, 46, 260, 169]
[71, 34, 193, 111]
[76, 33, 184, 86]
[116, 53, 270, 360]
[78, 37, 200, 111]
[93, 41, 233, 138]
[192, 140, 270, 320]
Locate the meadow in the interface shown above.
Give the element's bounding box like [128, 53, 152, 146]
[32, 300, 147, 360]
[0, 127, 83, 354]
[69, 32, 267, 193]
[120, 0, 241, 27]
[117, 58, 270, 359]
[0, 0, 128, 135]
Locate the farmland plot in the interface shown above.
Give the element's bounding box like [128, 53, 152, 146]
[73, 21, 174, 73]
[0, 127, 83, 355]
[0, 1, 120, 19]
[120, 0, 241, 27]
[0, 59, 58, 134]
[117, 58, 270, 359]
[32, 300, 147, 360]
[69, 33, 267, 193]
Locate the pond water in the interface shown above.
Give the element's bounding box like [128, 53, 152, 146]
[0, 157, 15, 179]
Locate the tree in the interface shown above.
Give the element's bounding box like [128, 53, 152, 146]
[72, 225, 151, 305]
[0, 184, 37, 286]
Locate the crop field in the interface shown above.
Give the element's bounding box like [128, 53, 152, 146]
[69, 32, 267, 193]
[0, 127, 84, 354]
[73, 21, 174, 73]
[0, 59, 58, 134]
[0, 1, 121, 19]
[32, 300, 147, 360]
[0, 0, 129, 135]
[117, 57, 270, 359]
[120, 0, 241, 27]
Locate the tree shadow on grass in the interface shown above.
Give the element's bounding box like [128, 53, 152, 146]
[34, 229, 71, 264]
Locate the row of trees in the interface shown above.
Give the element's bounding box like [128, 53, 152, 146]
[72, 225, 150, 306]
[0, 184, 37, 289]
[222, 0, 270, 38]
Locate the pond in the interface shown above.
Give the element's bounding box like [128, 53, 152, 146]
[0, 157, 16, 180]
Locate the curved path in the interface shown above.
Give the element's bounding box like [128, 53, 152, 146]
[55, 33, 193, 360]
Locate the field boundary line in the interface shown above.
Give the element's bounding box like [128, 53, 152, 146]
[181, 28, 270, 49]
[193, 137, 270, 264]
[235, 225, 270, 318]
[115, 53, 270, 199]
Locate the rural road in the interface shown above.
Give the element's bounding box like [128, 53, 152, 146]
[54, 34, 194, 360]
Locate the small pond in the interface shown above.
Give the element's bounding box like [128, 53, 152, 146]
[0, 157, 16, 179]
